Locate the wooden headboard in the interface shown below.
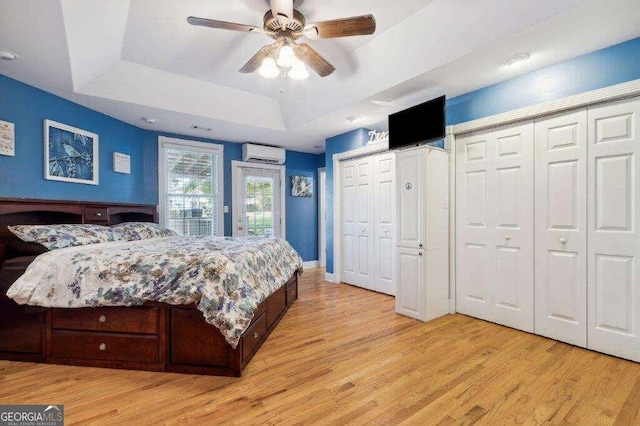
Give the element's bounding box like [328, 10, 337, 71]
[0, 198, 157, 265]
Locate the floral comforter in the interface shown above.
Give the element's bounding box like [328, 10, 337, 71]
[7, 236, 303, 348]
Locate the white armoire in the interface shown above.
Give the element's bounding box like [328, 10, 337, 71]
[456, 96, 640, 362]
[395, 145, 450, 322]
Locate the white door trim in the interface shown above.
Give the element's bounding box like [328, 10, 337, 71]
[333, 142, 389, 285]
[231, 160, 286, 238]
[318, 167, 326, 268]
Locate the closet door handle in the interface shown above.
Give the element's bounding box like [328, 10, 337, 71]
[418, 252, 423, 257]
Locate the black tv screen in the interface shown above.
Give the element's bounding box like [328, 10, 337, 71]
[388, 95, 445, 150]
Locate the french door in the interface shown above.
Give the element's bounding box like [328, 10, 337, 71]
[233, 163, 284, 238]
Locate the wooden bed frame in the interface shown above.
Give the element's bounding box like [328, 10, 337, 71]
[0, 198, 298, 377]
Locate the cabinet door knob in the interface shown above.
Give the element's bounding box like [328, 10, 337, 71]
[418, 243, 423, 248]
[253, 332, 259, 339]
[418, 252, 423, 257]
[560, 237, 567, 245]
[96, 212, 102, 217]
[99, 343, 107, 351]
[98, 315, 107, 323]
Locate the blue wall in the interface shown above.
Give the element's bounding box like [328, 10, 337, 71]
[0, 74, 321, 261]
[0, 74, 149, 203]
[447, 37, 640, 125]
[324, 128, 371, 273]
[324, 36, 640, 273]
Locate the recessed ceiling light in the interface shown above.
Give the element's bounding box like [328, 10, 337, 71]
[503, 53, 531, 66]
[346, 115, 362, 123]
[141, 117, 158, 124]
[371, 100, 394, 107]
[0, 49, 18, 61]
[191, 125, 212, 132]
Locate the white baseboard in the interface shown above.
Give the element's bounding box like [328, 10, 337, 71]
[303, 260, 319, 269]
[324, 272, 336, 283]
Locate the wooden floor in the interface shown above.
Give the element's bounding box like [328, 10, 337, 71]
[1, 268, 640, 425]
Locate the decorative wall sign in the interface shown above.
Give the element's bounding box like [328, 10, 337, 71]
[367, 130, 389, 145]
[44, 120, 99, 185]
[113, 152, 131, 174]
[291, 176, 313, 197]
[0, 120, 15, 156]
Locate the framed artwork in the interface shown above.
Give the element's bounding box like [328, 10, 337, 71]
[44, 119, 99, 185]
[291, 176, 312, 197]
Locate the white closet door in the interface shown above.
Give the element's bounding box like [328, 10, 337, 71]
[342, 159, 359, 286]
[534, 110, 588, 346]
[396, 149, 425, 249]
[355, 157, 374, 290]
[587, 97, 640, 362]
[491, 123, 534, 332]
[373, 153, 396, 295]
[456, 130, 493, 321]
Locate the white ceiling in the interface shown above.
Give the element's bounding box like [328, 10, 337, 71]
[0, 0, 639, 153]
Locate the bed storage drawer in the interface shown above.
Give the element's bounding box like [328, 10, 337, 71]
[51, 330, 159, 363]
[83, 207, 109, 224]
[266, 286, 286, 329]
[242, 313, 267, 360]
[286, 280, 297, 306]
[52, 307, 159, 334]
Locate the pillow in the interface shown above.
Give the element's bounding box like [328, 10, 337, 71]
[111, 222, 178, 241]
[0, 227, 49, 258]
[8, 224, 115, 250]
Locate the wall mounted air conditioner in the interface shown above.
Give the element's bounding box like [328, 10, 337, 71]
[242, 143, 286, 165]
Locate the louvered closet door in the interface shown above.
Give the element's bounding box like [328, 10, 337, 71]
[534, 110, 587, 347]
[456, 130, 493, 321]
[456, 122, 534, 331]
[490, 123, 534, 332]
[587, 97, 640, 362]
[373, 153, 396, 295]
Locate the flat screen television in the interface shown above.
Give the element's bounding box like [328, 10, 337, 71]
[388, 95, 445, 150]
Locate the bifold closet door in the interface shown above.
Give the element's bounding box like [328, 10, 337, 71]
[456, 122, 534, 332]
[587, 97, 640, 362]
[341, 157, 374, 290]
[534, 110, 588, 347]
[373, 153, 396, 295]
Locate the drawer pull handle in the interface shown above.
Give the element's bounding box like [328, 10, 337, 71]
[99, 315, 107, 323]
[99, 343, 107, 351]
[96, 212, 102, 217]
[253, 332, 259, 339]
[560, 237, 567, 245]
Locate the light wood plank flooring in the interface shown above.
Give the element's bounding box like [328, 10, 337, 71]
[1, 268, 640, 425]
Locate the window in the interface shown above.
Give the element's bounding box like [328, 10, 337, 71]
[158, 137, 224, 236]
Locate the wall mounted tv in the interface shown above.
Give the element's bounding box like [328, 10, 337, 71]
[388, 95, 446, 150]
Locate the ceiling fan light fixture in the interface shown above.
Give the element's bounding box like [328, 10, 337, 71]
[276, 45, 296, 68]
[259, 57, 280, 78]
[288, 60, 309, 80]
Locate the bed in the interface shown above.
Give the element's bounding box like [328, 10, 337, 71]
[0, 198, 301, 377]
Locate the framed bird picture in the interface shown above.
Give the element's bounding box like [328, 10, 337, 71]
[291, 176, 313, 197]
[44, 119, 99, 185]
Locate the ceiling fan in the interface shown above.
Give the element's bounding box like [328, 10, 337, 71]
[187, 0, 376, 79]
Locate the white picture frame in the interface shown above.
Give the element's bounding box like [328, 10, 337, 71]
[44, 119, 99, 185]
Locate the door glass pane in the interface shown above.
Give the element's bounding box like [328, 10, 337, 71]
[245, 175, 275, 237]
[165, 148, 219, 236]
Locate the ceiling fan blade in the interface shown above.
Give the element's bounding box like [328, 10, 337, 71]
[305, 14, 376, 39]
[294, 43, 335, 77]
[187, 16, 268, 34]
[239, 44, 279, 73]
[270, 0, 294, 22]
